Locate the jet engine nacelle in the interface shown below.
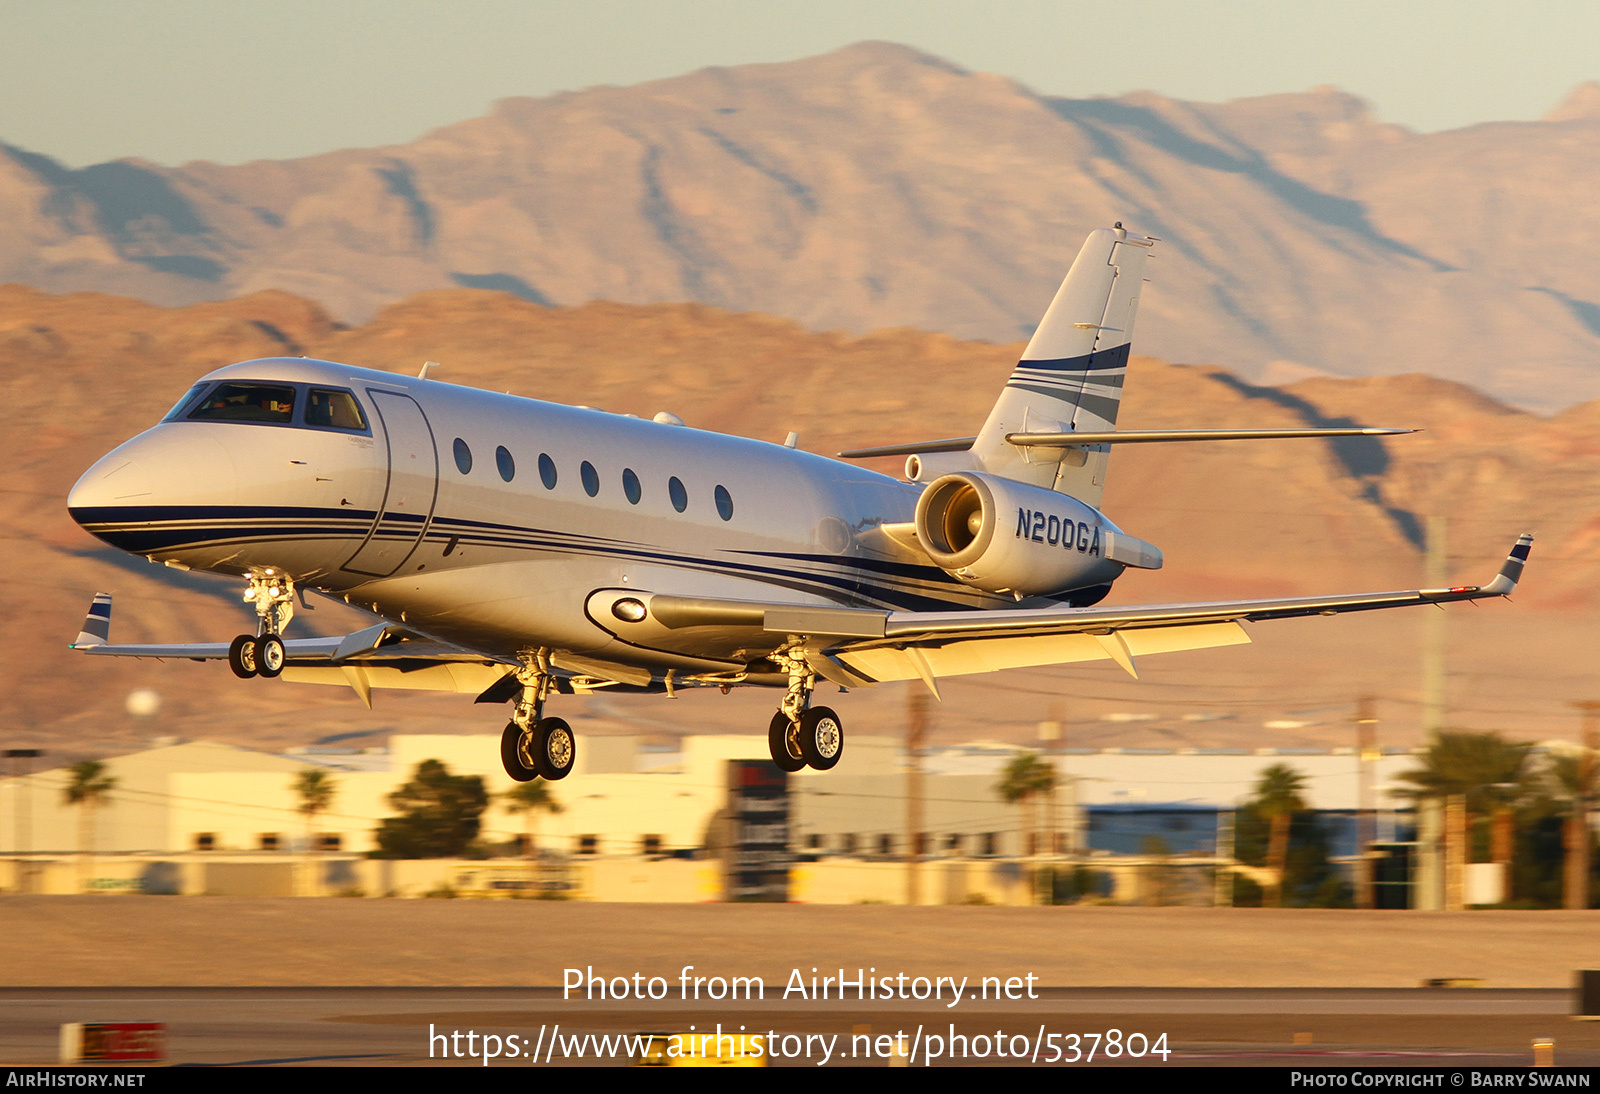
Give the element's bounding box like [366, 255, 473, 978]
[913, 472, 1160, 596]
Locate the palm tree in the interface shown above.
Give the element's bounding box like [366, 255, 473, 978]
[501, 780, 563, 859]
[1254, 763, 1308, 908]
[293, 768, 337, 896]
[1543, 751, 1594, 909]
[1394, 731, 1533, 904]
[996, 751, 1057, 858]
[64, 760, 117, 893]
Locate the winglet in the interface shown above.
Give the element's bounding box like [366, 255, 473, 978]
[1479, 534, 1534, 596]
[72, 593, 114, 648]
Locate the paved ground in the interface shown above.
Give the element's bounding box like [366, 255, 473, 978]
[2, 987, 1597, 1068]
[4, 897, 1600, 989]
[8, 898, 1600, 1067]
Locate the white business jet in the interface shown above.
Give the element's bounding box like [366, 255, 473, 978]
[67, 225, 1532, 782]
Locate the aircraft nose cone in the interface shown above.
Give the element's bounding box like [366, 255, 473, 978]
[68, 457, 150, 515]
[68, 429, 237, 552]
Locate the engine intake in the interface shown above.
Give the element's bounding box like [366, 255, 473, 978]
[914, 472, 1160, 596]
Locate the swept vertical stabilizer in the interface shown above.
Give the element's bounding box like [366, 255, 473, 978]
[970, 225, 1154, 508]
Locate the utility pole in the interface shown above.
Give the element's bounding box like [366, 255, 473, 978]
[1566, 702, 1600, 910]
[1038, 718, 1062, 906]
[1422, 515, 1448, 737]
[905, 689, 927, 907]
[1356, 697, 1378, 910]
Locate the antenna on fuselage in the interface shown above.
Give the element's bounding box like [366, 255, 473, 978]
[783, 432, 800, 449]
[418, 360, 439, 380]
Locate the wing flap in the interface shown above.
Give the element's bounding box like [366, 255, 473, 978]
[836, 621, 1249, 682]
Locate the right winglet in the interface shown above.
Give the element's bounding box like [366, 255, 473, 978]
[1479, 533, 1534, 596]
[72, 593, 113, 648]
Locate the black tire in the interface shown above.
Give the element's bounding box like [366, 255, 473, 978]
[799, 706, 844, 771]
[228, 634, 258, 679]
[255, 634, 285, 678]
[767, 711, 805, 772]
[533, 717, 575, 781]
[501, 722, 539, 782]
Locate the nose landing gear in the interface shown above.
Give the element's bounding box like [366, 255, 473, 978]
[227, 570, 296, 680]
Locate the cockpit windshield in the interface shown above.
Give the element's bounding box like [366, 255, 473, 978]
[186, 383, 297, 423]
[160, 384, 211, 423]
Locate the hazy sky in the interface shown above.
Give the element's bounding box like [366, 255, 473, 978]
[4, 1, 1598, 168]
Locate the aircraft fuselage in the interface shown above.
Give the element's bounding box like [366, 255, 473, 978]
[69, 357, 1075, 675]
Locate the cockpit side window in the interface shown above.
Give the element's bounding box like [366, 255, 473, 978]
[305, 388, 368, 431]
[187, 383, 297, 424]
[161, 383, 213, 423]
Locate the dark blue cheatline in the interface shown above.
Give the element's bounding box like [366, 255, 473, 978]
[622, 468, 641, 505]
[453, 438, 473, 475]
[668, 476, 688, 513]
[538, 453, 557, 489]
[496, 446, 515, 483]
[580, 461, 600, 497]
[65, 501, 980, 612]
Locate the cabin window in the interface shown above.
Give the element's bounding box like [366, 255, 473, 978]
[714, 484, 734, 521]
[668, 476, 688, 513]
[186, 383, 296, 424]
[496, 445, 515, 482]
[305, 388, 367, 431]
[622, 468, 641, 504]
[161, 383, 211, 422]
[453, 438, 473, 474]
[580, 461, 600, 497]
[539, 453, 557, 489]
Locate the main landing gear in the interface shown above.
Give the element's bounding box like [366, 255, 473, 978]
[228, 570, 295, 680]
[499, 650, 575, 783]
[766, 648, 844, 772]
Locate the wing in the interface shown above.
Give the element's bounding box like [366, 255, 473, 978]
[69, 600, 516, 707]
[824, 534, 1532, 690]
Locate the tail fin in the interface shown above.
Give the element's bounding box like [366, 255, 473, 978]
[73, 593, 113, 648]
[970, 225, 1154, 508]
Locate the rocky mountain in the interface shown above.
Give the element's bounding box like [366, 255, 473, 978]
[5, 286, 1598, 755]
[1, 43, 1598, 410]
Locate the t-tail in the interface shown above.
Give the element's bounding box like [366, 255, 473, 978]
[969, 224, 1154, 508]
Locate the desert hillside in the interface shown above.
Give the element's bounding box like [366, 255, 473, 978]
[3, 285, 1593, 758]
[2, 44, 1599, 409]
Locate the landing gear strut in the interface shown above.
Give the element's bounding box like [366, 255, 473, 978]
[228, 570, 295, 679]
[765, 647, 844, 771]
[500, 650, 576, 782]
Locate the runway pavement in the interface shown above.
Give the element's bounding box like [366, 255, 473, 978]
[7, 897, 1600, 1067]
[1, 986, 1596, 1067]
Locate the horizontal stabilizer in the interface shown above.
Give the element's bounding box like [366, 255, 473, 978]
[1004, 427, 1416, 447]
[838, 426, 1413, 459]
[838, 437, 976, 459]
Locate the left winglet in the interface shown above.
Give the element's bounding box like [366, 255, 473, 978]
[1476, 533, 1534, 597]
[72, 593, 113, 648]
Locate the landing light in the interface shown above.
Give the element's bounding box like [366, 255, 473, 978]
[612, 598, 648, 623]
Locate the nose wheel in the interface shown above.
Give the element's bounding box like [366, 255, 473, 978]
[228, 633, 285, 679]
[228, 570, 296, 680]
